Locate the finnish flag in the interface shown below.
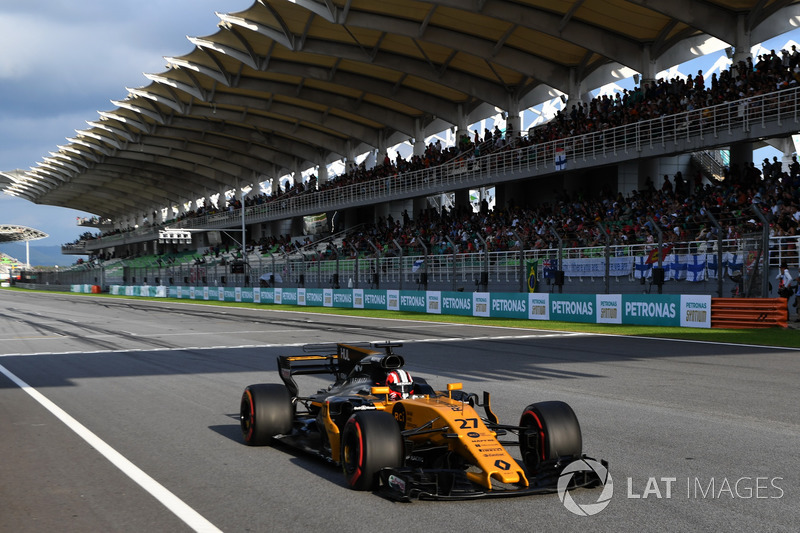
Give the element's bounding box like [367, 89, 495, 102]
[724, 252, 743, 278]
[705, 254, 719, 279]
[667, 254, 687, 281]
[686, 255, 707, 282]
[634, 256, 652, 279]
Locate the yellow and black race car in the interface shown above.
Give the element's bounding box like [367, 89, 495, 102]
[239, 342, 607, 501]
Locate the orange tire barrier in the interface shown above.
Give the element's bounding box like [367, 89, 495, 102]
[91, 285, 102, 294]
[711, 298, 788, 329]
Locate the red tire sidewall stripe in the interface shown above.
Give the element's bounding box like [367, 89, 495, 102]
[523, 410, 546, 461]
[347, 419, 364, 486]
[244, 389, 255, 441]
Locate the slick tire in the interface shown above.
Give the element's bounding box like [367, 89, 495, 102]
[519, 401, 582, 473]
[240, 384, 293, 446]
[341, 410, 403, 491]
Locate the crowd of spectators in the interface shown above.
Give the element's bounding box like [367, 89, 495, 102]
[75, 45, 800, 265]
[335, 162, 798, 262]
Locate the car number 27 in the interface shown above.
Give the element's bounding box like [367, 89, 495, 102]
[455, 418, 478, 429]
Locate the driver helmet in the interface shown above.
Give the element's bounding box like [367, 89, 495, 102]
[385, 369, 414, 400]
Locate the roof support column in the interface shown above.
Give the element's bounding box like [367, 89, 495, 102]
[505, 97, 521, 142]
[732, 14, 752, 64]
[317, 157, 329, 185]
[264, 176, 275, 197]
[456, 104, 468, 136]
[292, 159, 303, 188]
[566, 67, 584, 104]
[413, 118, 426, 157]
[638, 45, 657, 89]
[376, 130, 389, 168]
[345, 141, 357, 172]
[220, 188, 229, 210]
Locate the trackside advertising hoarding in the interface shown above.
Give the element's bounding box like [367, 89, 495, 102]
[441, 292, 474, 317]
[549, 293, 596, 323]
[104, 286, 711, 328]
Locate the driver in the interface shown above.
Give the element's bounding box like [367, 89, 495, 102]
[385, 369, 414, 400]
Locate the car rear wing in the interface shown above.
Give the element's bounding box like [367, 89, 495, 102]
[278, 342, 404, 397]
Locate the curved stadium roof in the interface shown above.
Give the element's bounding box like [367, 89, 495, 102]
[3, 0, 800, 221]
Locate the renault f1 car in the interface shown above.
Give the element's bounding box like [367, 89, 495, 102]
[239, 342, 607, 501]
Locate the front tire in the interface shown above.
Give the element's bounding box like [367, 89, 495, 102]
[240, 384, 293, 446]
[519, 401, 582, 473]
[340, 411, 403, 491]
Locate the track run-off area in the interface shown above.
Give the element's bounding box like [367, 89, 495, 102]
[1, 289, 798, 532]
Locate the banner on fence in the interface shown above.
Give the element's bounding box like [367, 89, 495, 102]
[527, 261, 537, 292]
[562, 257, 634, 278]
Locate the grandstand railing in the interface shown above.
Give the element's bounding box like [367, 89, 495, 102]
[163, 85, 800, 230]
[40, 235, 792, 296]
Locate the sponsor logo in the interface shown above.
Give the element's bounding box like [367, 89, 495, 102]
[443, 297, 472, 310]
[552, 300, 594, 315]
[400, 296, 425, 307]
[625, 301, 676, 318]
[685, 310, 708, 322]
[365, 294, 386, 305]
[492, 299, 526, 312]
[600, 307, 618, 319]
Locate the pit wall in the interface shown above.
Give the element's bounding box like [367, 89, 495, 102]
[73, 284, 711, 329]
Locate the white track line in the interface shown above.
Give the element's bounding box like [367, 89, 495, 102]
[0, 362, 222, 533]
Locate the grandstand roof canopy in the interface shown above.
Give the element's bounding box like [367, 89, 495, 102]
[0, 225, 48, 243]
[3, 0, 799, 222]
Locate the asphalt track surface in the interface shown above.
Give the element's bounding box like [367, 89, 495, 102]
[1, 290, 798, 533]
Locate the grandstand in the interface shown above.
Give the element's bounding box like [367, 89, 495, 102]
[2, 1, 799, 299]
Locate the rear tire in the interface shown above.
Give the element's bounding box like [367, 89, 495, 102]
[340, 410, 403, 491]
[240, 384, 293, 446]
[519, 401, 582, 473]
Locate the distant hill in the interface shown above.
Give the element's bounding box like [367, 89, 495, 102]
[0, 243, 87, 267]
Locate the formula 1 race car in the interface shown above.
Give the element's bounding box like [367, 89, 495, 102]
[239, 342, 607, 501]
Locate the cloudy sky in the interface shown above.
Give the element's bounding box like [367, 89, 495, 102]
[0, 0, 252, 247]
